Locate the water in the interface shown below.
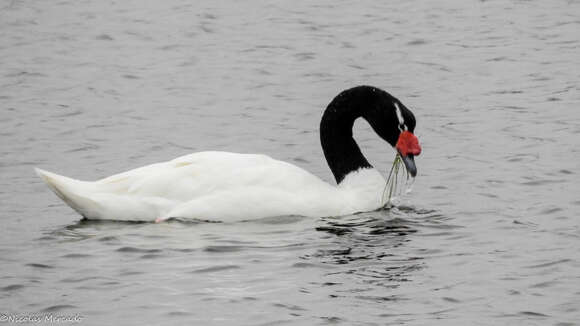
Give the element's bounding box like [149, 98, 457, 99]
[1, 0, 579, 324]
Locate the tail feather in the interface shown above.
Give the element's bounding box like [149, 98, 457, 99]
[35, 168, 99, 218]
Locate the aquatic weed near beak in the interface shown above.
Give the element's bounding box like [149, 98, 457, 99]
[382, 153, 415, 207]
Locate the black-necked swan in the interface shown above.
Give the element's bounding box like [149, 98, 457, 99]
[35, 85, 422, 222]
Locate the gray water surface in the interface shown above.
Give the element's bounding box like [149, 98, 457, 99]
[1, 0, 579, 325]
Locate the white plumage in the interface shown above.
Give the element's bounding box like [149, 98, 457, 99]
[36, 151, 386, 222]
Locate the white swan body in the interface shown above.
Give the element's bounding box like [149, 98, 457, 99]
[36, 151, 386, 222]
[36, 86, 421, 222]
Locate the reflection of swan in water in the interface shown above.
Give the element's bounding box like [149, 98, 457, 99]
[306, 206, 448, 299]
[40, 219, 149, 243]
[43, 205, 450, 303]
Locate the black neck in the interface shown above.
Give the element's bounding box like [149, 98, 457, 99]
[320, 86, 396, 184]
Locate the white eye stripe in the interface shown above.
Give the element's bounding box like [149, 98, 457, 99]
[394, 102, 407, 131]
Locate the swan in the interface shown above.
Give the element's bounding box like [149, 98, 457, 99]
[35, 85, 422, 222]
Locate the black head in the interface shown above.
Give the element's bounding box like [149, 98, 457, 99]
[357, 86, 417, 146]
[354, 86, 421, 177]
